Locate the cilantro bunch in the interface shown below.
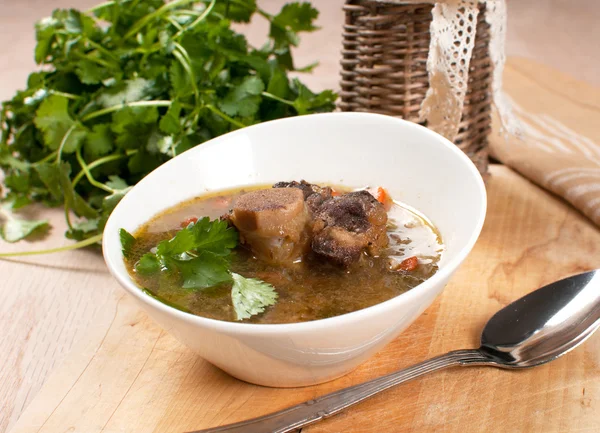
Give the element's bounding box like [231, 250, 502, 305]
[0, 0, 336, 250]
[121, 218, 278, 321]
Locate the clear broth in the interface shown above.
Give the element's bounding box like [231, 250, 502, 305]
[125, 186, 444, 324]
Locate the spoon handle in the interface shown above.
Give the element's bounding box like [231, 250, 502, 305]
[189, 349, 490, 433]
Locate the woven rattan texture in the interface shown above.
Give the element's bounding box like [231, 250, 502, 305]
[340, 1, 492, 173]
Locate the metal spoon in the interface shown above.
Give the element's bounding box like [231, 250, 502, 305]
[190, 269, 600, 433]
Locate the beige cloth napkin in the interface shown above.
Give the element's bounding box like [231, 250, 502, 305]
[488, 59, 600, 228]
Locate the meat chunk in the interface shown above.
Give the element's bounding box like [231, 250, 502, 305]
[311, 190, 388, 266]
[273, 180, 333, 213]
[229, 188, 311, 265]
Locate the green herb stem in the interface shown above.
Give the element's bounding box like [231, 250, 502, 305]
[72, 150, 137, 187]
[0, 107, 6, 145]
[164, 16, 183, 31]
[74, 51, 115, 69]
[123, 0, 197, 40]
[85, 1, 118, 14]
[33, 150, 58, 166]
[173, 10, 202, 18]
[172, 42, 200, 104]
[261, 91, 295, 107]
[49, 90, 81, 100]
[64, 201, 74, 231]
[205, 105, 247, 129]
[173, 0, 216, 39]
[75, 147, 115, 193]
[256, 8, 273, 21]
[56, 124, 77, 163]
[0, 233, 103, 258]
[85, 38, 120, 62]
[81, 100, 172, 122]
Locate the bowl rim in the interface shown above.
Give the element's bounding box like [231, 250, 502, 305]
[103, 112, 487, 335]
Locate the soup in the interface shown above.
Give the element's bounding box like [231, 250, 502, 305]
[122, 182, 443, 324]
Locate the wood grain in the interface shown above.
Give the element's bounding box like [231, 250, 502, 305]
[7, 165, 600, 433]
[1, 1, 600, 432]
[0, 210, 119, 432]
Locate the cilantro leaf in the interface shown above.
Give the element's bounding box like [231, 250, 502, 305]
[67, 218, 100, 241]
[267, 66, 290, 99]
[75, 59, 113, 85]
[158, 100, 182, 135]
[111, 106, 159, 150]
[146, 130, 174, 156]
[211, 0, 257, 23]
[34, 163, 63, 200]
[97, 78, 157, 107]
[112, 106, 159, 133]
[34, 95, 87, 153]
[0, 201, 49, 243]
[127, 148, 163, 175]
[35, 17, 57, 64]
[103, 186, 132, 213]
[156, 217, 237, 257]
[119, 228, 136, 258]
[156, 225, 196, 256]
[179, 251, 232, 290]
[273, 2, 319, 34]
[218, 76, 265, 117]
[129, 217, 238, 289]
[100, 178, 132, 233]
[187, 217, 238, 255]
[1, 218, 49, 243]
[231, 273, 278, 321]
[0, 153, 30, 172]
[269, 2, 319, 60]
[56, 8, 98, 35]
[136, 252, 161, 275]
[36, 162, 97, 218]
[84, 124, 114, 159]
[105, 175, 129, 191]
[291, 79, 337, 115]
[4, 170, 31, 194]
[58, 162, 98, 218]
[169, 60, 194, 99]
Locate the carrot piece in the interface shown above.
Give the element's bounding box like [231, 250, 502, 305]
[398, 256, 418, 272]
[181, 217, 198, 228]
[331, 188, 341, 197]
[375, 186, 392, 210]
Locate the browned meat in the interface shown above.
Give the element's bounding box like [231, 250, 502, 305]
[273, 180, 333, 213]
[229, 188, 311, 265]
[311, 191, 388, 266]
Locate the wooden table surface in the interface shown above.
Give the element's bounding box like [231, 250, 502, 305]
[1, 1, 599, 433]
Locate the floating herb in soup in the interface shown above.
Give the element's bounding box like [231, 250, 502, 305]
[121, 181, 443, 324]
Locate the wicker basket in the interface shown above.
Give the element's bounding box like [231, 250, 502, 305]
[339, 1, 493, 174]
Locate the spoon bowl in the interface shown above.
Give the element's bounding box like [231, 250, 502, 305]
[480, 270, 600, 368]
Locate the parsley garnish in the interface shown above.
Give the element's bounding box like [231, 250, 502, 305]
[131, 217, 237, 280]
[0, 1, 337, 248]
[121, 218, 278, 320]
[0, 200, 49, 243]
[231, 273, 278, 321]
[119, 228, 136, 259]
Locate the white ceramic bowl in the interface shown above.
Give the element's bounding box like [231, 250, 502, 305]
[103, 112, 486, 387]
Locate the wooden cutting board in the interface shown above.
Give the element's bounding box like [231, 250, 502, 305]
[7, 163, 600, 433]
